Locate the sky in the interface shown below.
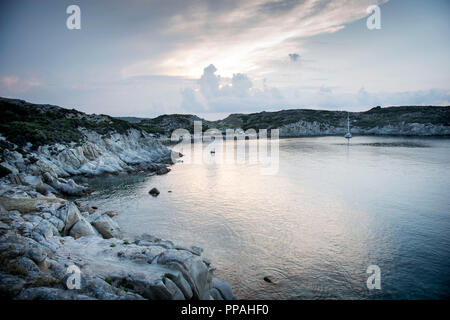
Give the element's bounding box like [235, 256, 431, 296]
[0, 0, 449, 120]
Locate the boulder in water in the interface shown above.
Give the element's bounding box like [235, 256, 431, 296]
[103, 211, 119, 217]
[156, 167, 170, 175]
[149, 188, 160, 196]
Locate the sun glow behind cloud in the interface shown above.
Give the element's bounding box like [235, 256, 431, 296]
[121, 0, 388, 79]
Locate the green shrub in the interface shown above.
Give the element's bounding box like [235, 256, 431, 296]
[164, 273, 174, 280]
[0, 165, 12, 178]
[0, 98, 151, 148]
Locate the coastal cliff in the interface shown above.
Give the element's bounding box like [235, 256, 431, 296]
[1, 128, 173, 196]
[0, 97, 175, 196]
[0, 98, 235, 300]
[219, 106, 450, 137]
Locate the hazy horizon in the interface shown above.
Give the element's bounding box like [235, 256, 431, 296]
[3, 95, 449, 122]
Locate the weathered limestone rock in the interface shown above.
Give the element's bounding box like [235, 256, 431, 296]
[35, 182, 49, 196]
[209, 287, 223, 300]
[156, 167, 170, 175]
[16, 287, 94, 300]
[56, 202, 83, 235]
[157, 249, 212, 299]
[43, 173, 87, 196]
[78, 203, 97, 214]
[212, 277, 236, 300]
[69, 218, 98, 239]
[0, 272, 26, 298]
[91, 215, 122, 239]
[0, 178, 235, 301]
[22, 175, 42, 187]
[48, 216, 65, 232]
[103, 211, 119, 217]
[33, 219, 58, 239]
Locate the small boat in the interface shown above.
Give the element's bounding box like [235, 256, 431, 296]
[344, 112, 352, 142]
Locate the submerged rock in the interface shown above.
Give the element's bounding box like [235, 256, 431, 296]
[149, 188, 160, 196]
[156, 167, 170, 175]
[78, 203, 97, 214]
[103, 211, 119, 218]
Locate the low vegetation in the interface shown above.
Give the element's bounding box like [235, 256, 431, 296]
[128, 105, 450, 134]
[0, 97, 161, 149]
[2, 97, 448, 145]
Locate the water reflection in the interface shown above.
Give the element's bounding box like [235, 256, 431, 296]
[81, 136, 450, 299]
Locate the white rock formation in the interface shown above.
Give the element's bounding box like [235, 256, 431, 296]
[91, 214, 122, 239]
[1, 129, 172, 196]
[0, 184, 236, 300]
[278, 120, 450, 137]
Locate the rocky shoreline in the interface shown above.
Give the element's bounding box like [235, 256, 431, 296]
[277, 120, 450, 137]
[0, 130, 236, 300]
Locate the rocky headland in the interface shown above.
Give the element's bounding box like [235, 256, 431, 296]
[0, 98, 235, 300]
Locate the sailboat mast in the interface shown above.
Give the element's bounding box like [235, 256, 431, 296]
[347, 112, 350, 132]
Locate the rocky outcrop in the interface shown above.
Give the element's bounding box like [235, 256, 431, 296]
[0, 183, 236, 300]
[69, 219, 97, 239]
[0, 98, 235, 300]
[278, 120, 450, 137]
[91, 215, 122, 239]
[0, 128, 173, 196]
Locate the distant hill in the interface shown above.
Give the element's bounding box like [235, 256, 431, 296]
[220, 106, 449, 127]
[1, 97, 448, 147]
[136, 114, 217, 133]
[121, 105, 450, 136]
[0, 97, 156, 150]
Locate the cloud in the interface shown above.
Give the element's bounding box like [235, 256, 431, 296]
[4, 0, 448, 119]
[230, 73, 253, 97]
[181, 88, 208, 112]
[0, 75, 41, 94]
[199, 64, 221, 99]
[181, 64, 285, 113]
[181, 64, 450, 114]
[123, 0, 388, 78]
[281, 86, 450, 110]
[1, 76, 19, 89]
[288, 53, 300, 62]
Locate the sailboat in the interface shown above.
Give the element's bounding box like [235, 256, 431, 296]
[344, 112, 352, 142]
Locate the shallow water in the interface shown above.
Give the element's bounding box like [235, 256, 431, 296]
[81, 136, 450, 299]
